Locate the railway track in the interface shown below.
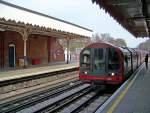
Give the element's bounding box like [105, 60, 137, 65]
[36, 85, 92, 113]
[17, 84, 90, 113]
[0, 78, 118, 113]
[0, 79, 83, 113]
[37, 88, 114, 113]
[0, 82, 117, 113]
[77, 93, 112, 113]
[0, 67, 78, 95]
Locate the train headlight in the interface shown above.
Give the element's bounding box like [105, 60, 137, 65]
[84, 71, 88, 74]
[111, 73, 115, 76]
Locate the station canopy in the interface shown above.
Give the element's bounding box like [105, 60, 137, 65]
[92, 0, 150, 38]
[0, 0, 92, 38]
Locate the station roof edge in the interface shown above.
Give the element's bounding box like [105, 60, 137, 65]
[0, 0, 93, 32]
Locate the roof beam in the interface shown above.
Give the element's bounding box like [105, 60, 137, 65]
[128, 16, 150, 21]
[141, 0, 149, 36]
[105, 0, 136, 6]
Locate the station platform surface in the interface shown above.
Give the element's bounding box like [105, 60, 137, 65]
[0, 62, 78, 82]
[96, 63, 150, 113]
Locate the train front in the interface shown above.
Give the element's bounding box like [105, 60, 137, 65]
[79, 43, 123, 85]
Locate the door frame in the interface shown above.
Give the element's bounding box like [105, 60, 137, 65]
[9, 44, 16, 67]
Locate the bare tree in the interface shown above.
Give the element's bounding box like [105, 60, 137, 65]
[93, 33, 102, 42]
[58, 38, 89, 52]
[57, 38, 67, 50]
[114, 38, 127, 46]
[84, 37, 93, 46]
[93, 33, 127, 46]
[138, 39, 150, 51]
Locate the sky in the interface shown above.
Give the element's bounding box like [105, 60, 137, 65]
[3, 0, 149, 48]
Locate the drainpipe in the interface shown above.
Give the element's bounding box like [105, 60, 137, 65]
[66, 37, 70, 64]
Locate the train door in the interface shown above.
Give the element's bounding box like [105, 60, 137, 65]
[8, 44, 16, 67]
[108, 48, 120, 75]
[93, 48, 106, 75]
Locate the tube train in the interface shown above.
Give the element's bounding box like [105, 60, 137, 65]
[79, 42, 147, 85]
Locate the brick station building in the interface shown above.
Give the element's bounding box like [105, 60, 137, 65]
[0, 1, 92, 69]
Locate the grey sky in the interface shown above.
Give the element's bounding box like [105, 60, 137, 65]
[3, 0, 148, 47]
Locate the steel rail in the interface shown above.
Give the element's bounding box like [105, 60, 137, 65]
[0, 67, 78, 87]
[35, 86, 91, 113]
[0, 80, 82, 113]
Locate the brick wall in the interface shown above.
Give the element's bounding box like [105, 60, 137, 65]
[0, 31, 65, 68]
[27, 35, 48, 65]
[3, 31, 23, 67]
[0, 32, 4, 68]
[27, 35, 65, 65]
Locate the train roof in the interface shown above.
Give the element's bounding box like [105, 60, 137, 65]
[118, 47, 129, 53]
[84, 42, 139, 55]
[86, 42, 116, 48]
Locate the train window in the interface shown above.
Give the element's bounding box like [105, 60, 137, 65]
[83, 55, 90, 63]
[80, 49, 91, 67]
[133, 53, 137, 61]
[94, 48, 105, 70]
[125, 55, 128, 63]
[108, 48, 120, 70]
[127, 54, 131, 63]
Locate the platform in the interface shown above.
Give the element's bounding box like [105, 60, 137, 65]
[0, 62, 78, 82]
[96, 62, 150, 113]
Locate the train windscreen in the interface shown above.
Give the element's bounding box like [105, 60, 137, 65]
[108, 48, 120, 71]
[94, 48, 105, 70]
[80, 49, 91, 72]
[93, 48, 106, 75]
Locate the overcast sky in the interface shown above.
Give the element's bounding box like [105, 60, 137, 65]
[3, 0, 149, 47]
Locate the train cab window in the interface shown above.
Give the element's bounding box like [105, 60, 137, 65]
[94, 48, 105, 70]
[80, 49, 91, 68]
[108, 48, 120, 70]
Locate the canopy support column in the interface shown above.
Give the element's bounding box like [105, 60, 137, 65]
[23, 39, 27, 67]
[21, 29, 29, 68]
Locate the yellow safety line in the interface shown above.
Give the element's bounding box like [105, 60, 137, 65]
[107, 67, 143, 113]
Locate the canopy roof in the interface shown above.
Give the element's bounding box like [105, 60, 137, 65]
[92, 0, 150, 38]
[0, 0, 92, 37]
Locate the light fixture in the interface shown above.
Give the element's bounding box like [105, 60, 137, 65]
[111, 73, 115, 76]
[84, 71, 88, 74]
